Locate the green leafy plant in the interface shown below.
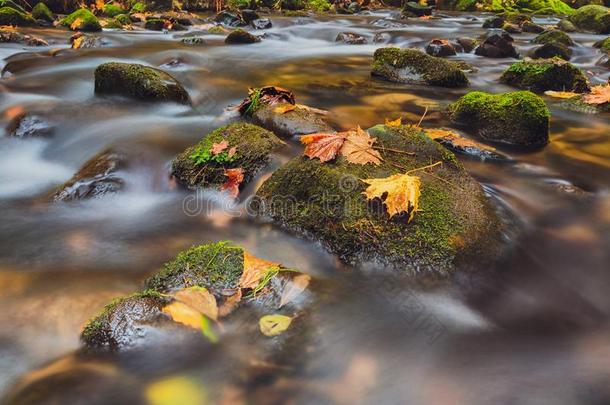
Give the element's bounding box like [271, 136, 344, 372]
[189, 137, 238, 165]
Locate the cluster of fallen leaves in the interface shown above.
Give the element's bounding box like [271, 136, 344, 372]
[301, 126, 382, 165]
[163, 251, 311, 341]
[545, 85, 610, 105]
[237, 86, 295, 116]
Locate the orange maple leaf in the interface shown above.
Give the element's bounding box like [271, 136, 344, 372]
[239, 251, 280, 289]
[301, 132, 347, 163]
[219, 167, 244, 198]
[210, 140, 229, 155]
[340, 126, 382, 166]
[582, 85, 610, 105]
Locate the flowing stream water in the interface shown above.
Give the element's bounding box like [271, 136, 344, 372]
[1, 10, 610, 404]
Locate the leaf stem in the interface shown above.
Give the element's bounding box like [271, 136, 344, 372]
[405, 161, 442, 174]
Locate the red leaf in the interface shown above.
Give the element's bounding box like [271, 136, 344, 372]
[300, 132, 347, 163]
[220, 168, 244, 198]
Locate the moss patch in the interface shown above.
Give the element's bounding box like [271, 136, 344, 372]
[130, 1, 146, 12]
[255, 125, 503, 276]
[500, 58, 589, 92]
[145, 241, 245, 292]
[0, 6, 35, 26]
[448, 91, 550, 146]
[569, 4, 610, 33]
[60, 8, 102, 31]
[32, 2, 53, 22]
[372, 47, 468, 88]
[171, 123, 283, 190]
[103, 3, 125, 17]
[532, 29, 574, 46]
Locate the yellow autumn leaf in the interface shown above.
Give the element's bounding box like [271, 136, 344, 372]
[384, 117, 402, 127]
[174, 286, 218, 322]
[70, 17, 83, 31]
[259, 314, 293, 337]
[279, 273, 310, 308]
[239, 251, 280, 289]
[145, 376, 207, 405]
[95, 0, 105, 10]
[162, 301, 203, 330]
[544, 90, 580, 99]
[361, 172, 421, 221]
[273, 103, 297, 114]
[71, 36, 84, 49]
[340, 126, 382, 166]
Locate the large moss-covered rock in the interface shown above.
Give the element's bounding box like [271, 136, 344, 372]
[94, 62, 191, 104]
[371, 47, 469, 87]
[452, 0, 573, 13]
[103, 3, 125, 17]
[60, 8, 101, 31]
[533, 29, 574, 46]
[225, 28, 260, 44]
[568, 4, 610, 33]
[500, 59, 589, 93]
[32, 2, 53, 22]
[0, 6, 35, 26]
[171, 123, 283, 190]
[530, 30, 574, 59]
[255, 125, 504, 276]
[447, 91, 550, 147]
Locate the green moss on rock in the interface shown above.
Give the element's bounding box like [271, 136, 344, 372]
[255, 125, 503, 276]
[32, 2, 53, 22]
[60, 8, 102, 31]
[447, 91, 550, 146]
[532, 29, 574, 46]
[114, 13, 131, 25]
[103, 3, 125, 17]
[145, 241, 245, 292]
[371, 47, 469, 88]
[568, 4, 610, 33]
[171, 123, 283, 190]
[130, 1, 146, 12]
[144, 17, 165, 30]
[94, 62, 191, 104]
[0, 6, 35, 26]
[500, 58, 589, 92]
[594, 36, 610, 53]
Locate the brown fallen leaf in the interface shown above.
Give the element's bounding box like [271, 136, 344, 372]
[174, 286, 218, 321]
[237, 86, 296, 115]
[219, 168, 244, 198]
[218, 289, 242, 318]
[341, 126, 382, 166]
[274, 103, 297, 114]
[582, 85, 610, 105]
[279, 273, 311, 308]
[362, 172, 421, 221]
[227, 146, 237, 159]
[239, 251, 280, 289]
[301, 132, 347, 163]
[425, 128, 496, 151]
[210, 140, 229, 155]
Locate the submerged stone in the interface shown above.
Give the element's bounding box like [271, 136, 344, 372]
[501, 58, 589, 93]
[371, 47, 469, 87]
[94, 62, 191, 104]
[170, 123, 283, 190]
[447, 91, 550, 147]
[225, 28, 261, 44]
[52, 149, 125, 201]
[255, 124, 504, 276]
[6, 113, 54, 138]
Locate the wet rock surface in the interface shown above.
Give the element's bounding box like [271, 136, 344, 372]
[225, 28, 261, 44]
[6, 113, 55, 138]
[250, 103, 335, 138]
[448, 91, 550, 147]
[255, 124, 504, 275]
[425, 39, 458, 57]
[94, 62, 191, 105]
[372, 47, 469, 87]
[474, 30, 519, 58]
[500, 59, 590, 93]
[335, 31, 367, 44]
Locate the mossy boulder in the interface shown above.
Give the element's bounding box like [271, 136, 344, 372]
[32, 2, 53, 22]
[113, 13, 131, 25]
[170, 123, 283, 190]
[60, 8, 101, 31]
[500, 58, 589, 93]
[447, 91, 550, 147]
[144, 18, 165, 30]
[255, 125, 504, 276]
[225, 28, 261, 44]
[371, 47, 469, 87]
[594, 36, 610, 52]
[568, 4, 610, 33]
[103, 3, 125, 17]
[533, 29, 574, 46]
[558, 18, 577, 30]
[94, 62, 191, 104]
[402, 1, 433, 16]
[0, 6, 35, 26]
[82, 241, 314, 351]
[522, 20, 545, 32]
